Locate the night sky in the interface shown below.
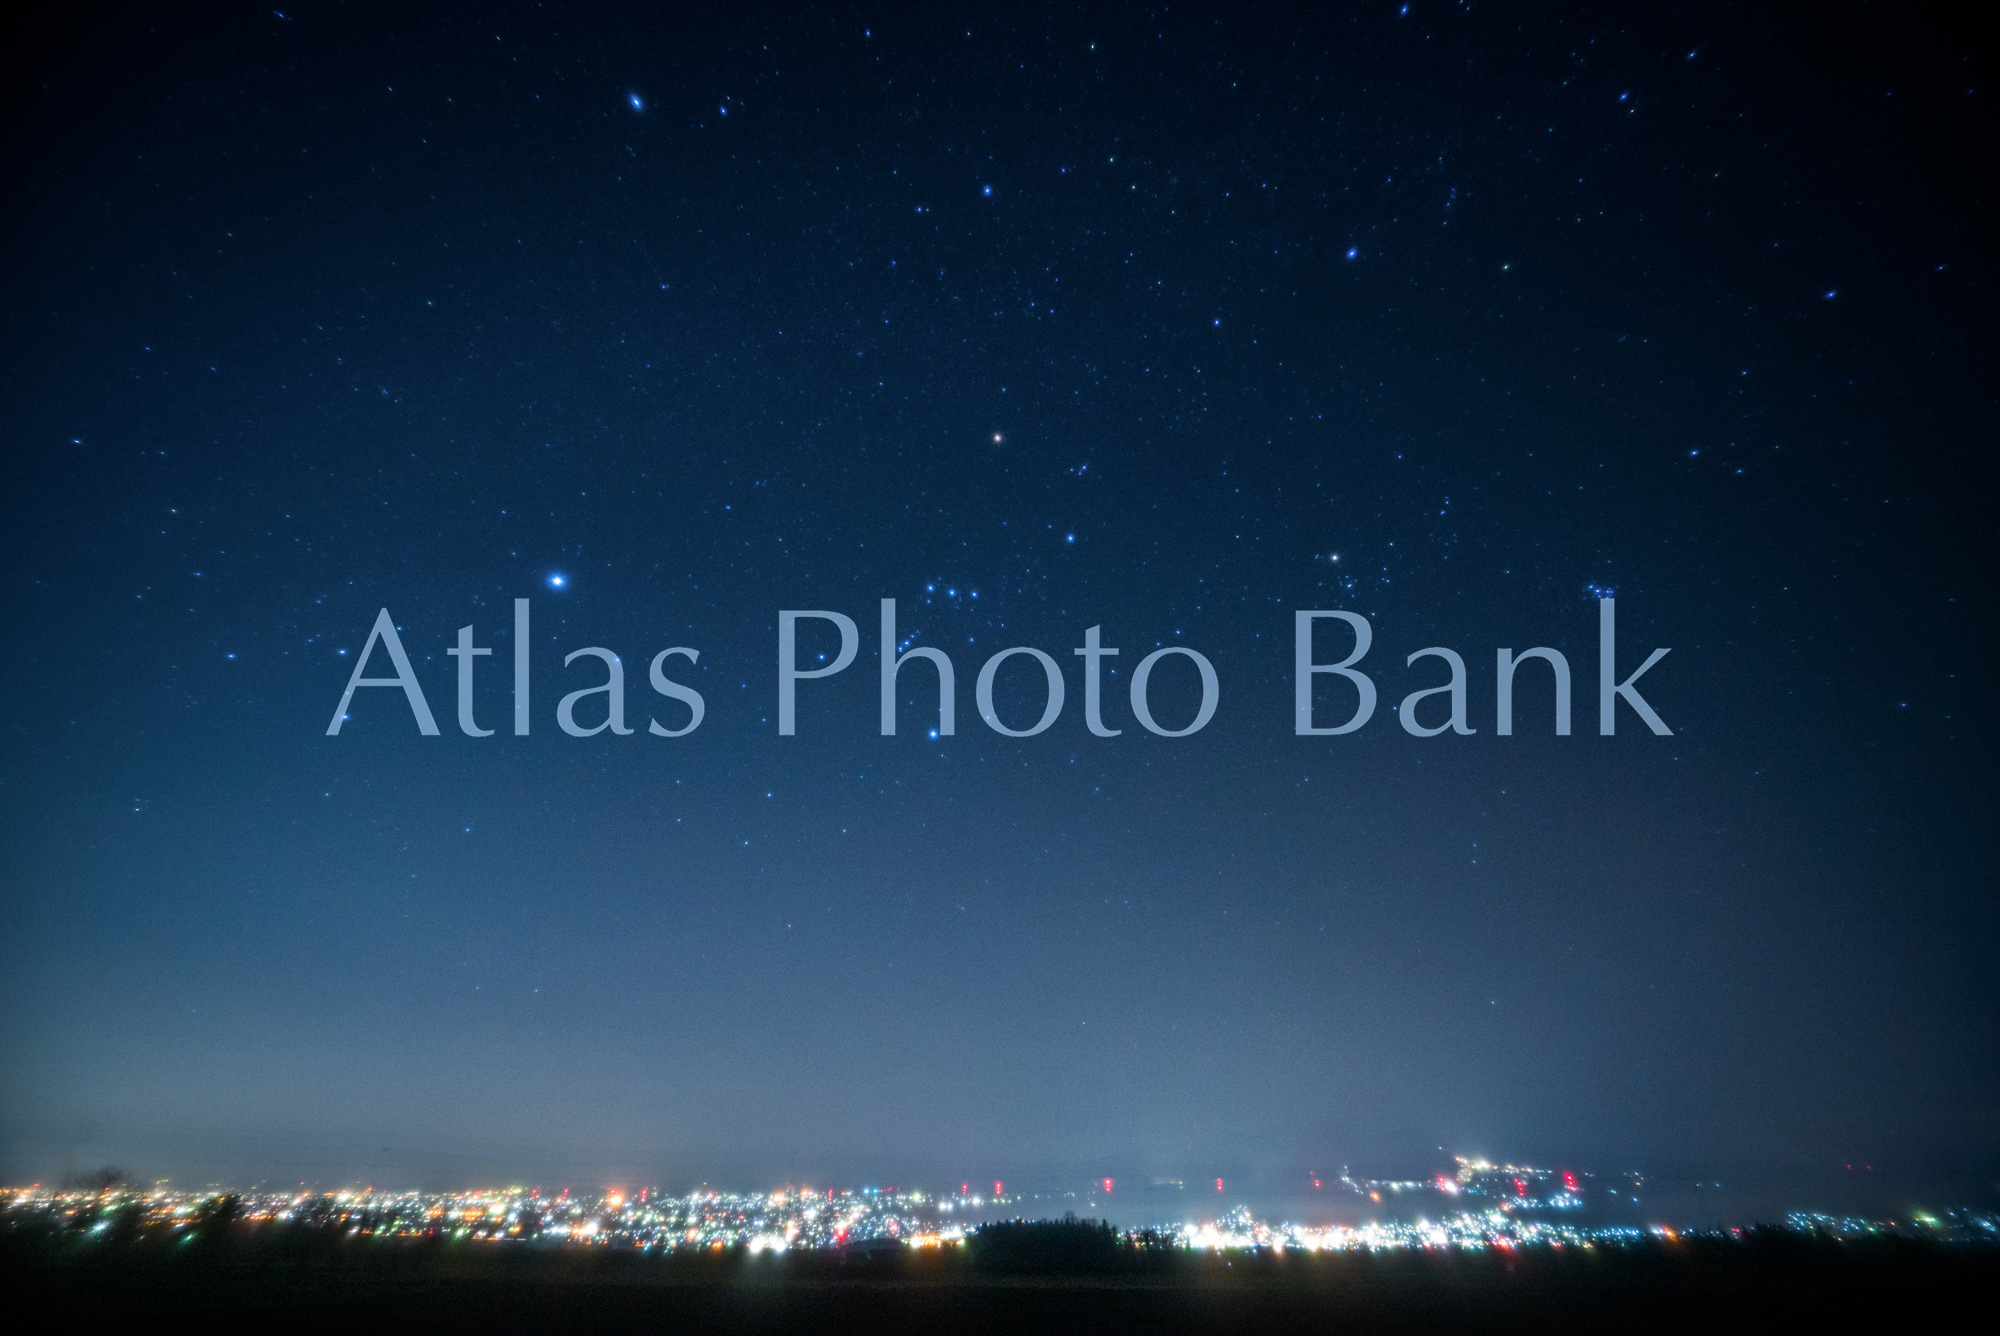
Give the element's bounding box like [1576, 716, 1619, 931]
[2, 4, 1991, 1204]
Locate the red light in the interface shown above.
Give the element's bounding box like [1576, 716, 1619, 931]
[1102, 1178, 1114, 1193]
[1562, 1173, 1576, 1191]
[994, 1181, 1003, 1196]
[962, 1183, 969, 1195]
[1313, 1179, 1321, 1189]
[1216, 1178, 1224, 1192]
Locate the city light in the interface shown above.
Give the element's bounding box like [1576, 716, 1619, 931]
[9, 1163, 1992, 1259]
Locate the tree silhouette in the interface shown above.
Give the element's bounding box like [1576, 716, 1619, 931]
[63, 1165, 131, 1193]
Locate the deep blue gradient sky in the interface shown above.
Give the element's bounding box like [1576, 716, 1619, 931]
[2, 3, 1991, 1198]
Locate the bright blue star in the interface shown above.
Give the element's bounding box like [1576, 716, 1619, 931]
[628, 92, 645, 112]
[548, 573, 567, 589]
[1346, 247, 1359, 259]
[982, 184, 993, 196]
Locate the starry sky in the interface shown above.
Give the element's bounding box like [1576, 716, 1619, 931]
[1, 3, 1991, 1201]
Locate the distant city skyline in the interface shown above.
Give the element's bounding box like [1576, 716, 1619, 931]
[13, 1158, 1996, 1248]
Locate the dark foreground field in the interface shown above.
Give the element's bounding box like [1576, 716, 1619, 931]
[7, 1225, 1993, 1332]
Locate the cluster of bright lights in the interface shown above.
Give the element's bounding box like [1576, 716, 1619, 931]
[1177, 1204, 1648, 1254]
[0, 1184, 997, 1252]
[9, 1182, 1995, 1254]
